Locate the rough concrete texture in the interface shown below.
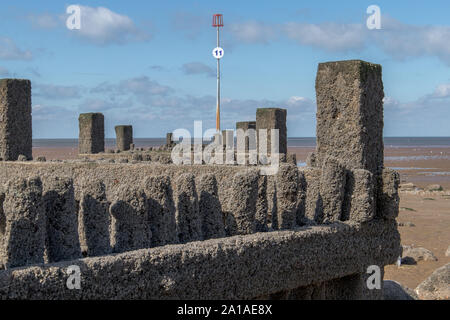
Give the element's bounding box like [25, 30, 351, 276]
[143, 175, 178, 246]
[315, 60, 384, 175]
[415, 263, 450, 300]
[115, 125, 133, 151]
[306, 152, 317, 168]
[275, 164, 299, 230]
[255, 175, 268, 232]
[0, 177, 45, 269]
[286, 153, 297, 166]
[0, 161, 400, 274]
[0, 79, 32, 161]
[236, 121, 256, 131]
[319, 156, 346, 223]
[377, 168, 400, 220]
[78, 179, 111, 257]
[342, 169, 375, 223]
[43, 177, 81, 262]
[109, 184, 151, 253]
[174, 173, 202, 243]
[78, 113, 104, 154]
[227, 170, 259, 235]
[166, 132, 173, 146]
[301, 167, 322, 224]
[196, 174, 225, 240]
[256, 108, 287, 155]
[0, 219, 401, 299]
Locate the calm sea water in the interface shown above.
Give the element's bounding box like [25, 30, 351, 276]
[32, 137, 450, 148]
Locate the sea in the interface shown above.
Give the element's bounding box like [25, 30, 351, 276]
[32, 137, 450, 148]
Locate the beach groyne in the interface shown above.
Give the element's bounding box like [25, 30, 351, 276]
[0, 59, 401, 299]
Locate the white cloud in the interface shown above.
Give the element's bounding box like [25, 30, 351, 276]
[284, 22, 367, 52]
[227, 16, 450, 66]
[71, 6, 151, 45]
[91, 76, 173, 106]
[373, 16, 450, 65]
[229, 21, 278, 44]
[432, 84, 450, 98]
[0, 37, 33, 60]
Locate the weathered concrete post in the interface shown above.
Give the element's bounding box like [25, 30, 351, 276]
[166, 132, 173, 146]
[78, 179, 111, 257]
[115, 125, 133, 152]
[78, 113, 104, 154]
[256, 108, 287, 156]
[0, 79, 32, 161]
[43, 177, 81, 262]
[314, 59, 386, 296]
[315, 60, 384, 175]
[1, 177, 45, 269]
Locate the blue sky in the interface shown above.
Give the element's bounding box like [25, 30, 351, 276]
[1, 0, 449, 138]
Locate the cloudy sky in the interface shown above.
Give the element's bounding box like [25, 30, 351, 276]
[1, 0, 449, 138]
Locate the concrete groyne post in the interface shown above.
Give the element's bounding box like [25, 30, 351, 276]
[1, 177, 45, 269]
[174, 173, 202, 243]
[256, 108, 287, 157]
[319, 156, 347, 223]
[0, 79, 32, 161]
[115, 125, 133, 152]
[166, 132, 174, 146]
[78, 179, 111, 257]
[315, 60, 384, 175]
[275, 164, 300, 229]
[43, 177, 81, 262]
[197, 174, 225, 240]
[110, 184, 151, 253]
[78, 113, 105, 154]
[228, 170, 259, 235]
[143, 175, 178, 246]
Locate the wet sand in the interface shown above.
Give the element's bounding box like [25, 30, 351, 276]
[384, 192, 450, 290]
[291, 146, 450, 293]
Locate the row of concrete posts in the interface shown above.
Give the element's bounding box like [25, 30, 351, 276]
[1, 60, 383, 172]
[78, 113, 134, 154]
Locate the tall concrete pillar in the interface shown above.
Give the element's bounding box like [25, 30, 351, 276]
[256, 108, 287, 155]
[78, 113, 104, 154]
[315, 60, 384, 175]
[0, 79, 32, 161]
[115, 125, 133, 151]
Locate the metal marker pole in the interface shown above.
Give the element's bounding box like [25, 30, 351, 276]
[216, 26, 220, 132]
